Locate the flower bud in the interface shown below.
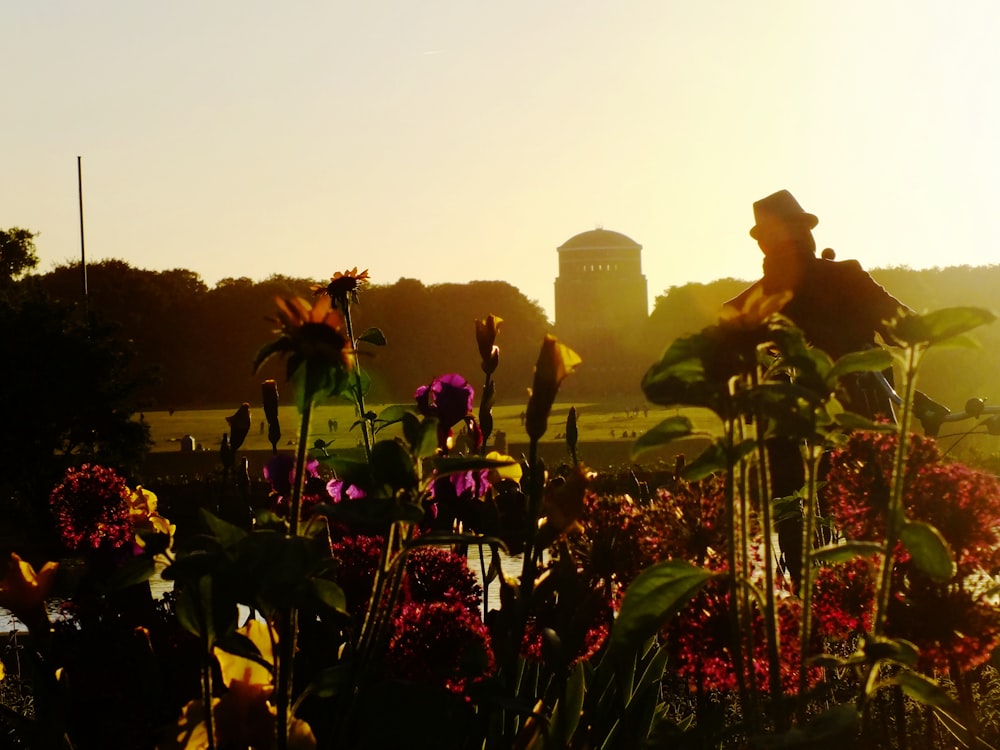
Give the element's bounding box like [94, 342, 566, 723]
[476, 314, 503, 375]
[525, 336, 581, 441]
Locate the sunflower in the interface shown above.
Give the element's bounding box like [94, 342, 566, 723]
[313, 267, 370, 309]
[254, 295, 355, 381]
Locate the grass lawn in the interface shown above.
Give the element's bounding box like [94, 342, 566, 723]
[141, 402, 722, 454]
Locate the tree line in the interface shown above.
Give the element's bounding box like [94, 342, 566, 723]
[18, 251, 1000, 416]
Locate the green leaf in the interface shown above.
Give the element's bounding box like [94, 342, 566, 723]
[892, 307, 996, 347]
[862, 634, 920, 668]
[310, 577, 347, 614]
[97, 554, 156, 593]
[834, 412, 897, 431]
[629, 416, 694, 460]
[761, 704, 861, 749]
[162, 550, 224, 583]
[375, 404, 414, 427]
[813, 541, 885, 563]
[548, 661, 586, 746]
[357, 326, 387, 346]
[301, 664, 351, 700]
[174, 575, 237, 647]
[680, 438, 756, 481]
[370, 439, 418, 491]
[892, 670, 962, 713]
[431, 455, 517, 476]
[610, 560, 717, 653]
[827, 347, 896, 383]
[201, 508, 248, 550]
[316, 498, 425, 526]
[901, 520, 956, 582]
[252, 336, 292, 374]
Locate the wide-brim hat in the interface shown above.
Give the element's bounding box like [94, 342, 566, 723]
[749, 189, 818, 239]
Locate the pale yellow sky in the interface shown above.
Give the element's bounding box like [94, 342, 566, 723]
[4, 1, 999, 321]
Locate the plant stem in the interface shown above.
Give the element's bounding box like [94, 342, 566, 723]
[797, 443, 822, 712]
[873, 345, 920, 635]
[342, 303, 372, 461]
[276, 392, 313, 749]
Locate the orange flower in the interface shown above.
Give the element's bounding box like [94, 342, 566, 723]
[525, 335, 581, 441]
[0, 553, 58, 623]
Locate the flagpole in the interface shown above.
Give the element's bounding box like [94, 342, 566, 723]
[77, 156, 88, 302]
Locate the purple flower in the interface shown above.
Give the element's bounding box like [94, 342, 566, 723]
[326, 478, 366, 502]
[414, 374, 474, 429]
[414, 374, 476, 453]
[263, 454, 296, 496]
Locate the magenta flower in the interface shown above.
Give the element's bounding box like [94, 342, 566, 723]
[49, 464, 134, 552]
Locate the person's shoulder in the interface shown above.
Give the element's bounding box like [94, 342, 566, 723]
[724, 280, 762, 309]
[814, 257, 869, 279]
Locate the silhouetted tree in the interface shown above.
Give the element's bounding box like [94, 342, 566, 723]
[2, 259, 152, 548]
[0, 228, 38, 285]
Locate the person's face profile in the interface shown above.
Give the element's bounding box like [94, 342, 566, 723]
[756, 222, 815, 258]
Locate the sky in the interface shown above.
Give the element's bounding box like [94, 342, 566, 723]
[5, 1, 1000, 322]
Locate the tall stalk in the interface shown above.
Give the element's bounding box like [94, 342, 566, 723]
[341, 303, 372, 461]
[722, 414, 754, 729]
[749, 380, 784, 713]
[796, 442, 822, 708]
[873, 344, 920, 635]
[275, 384, 314, 750]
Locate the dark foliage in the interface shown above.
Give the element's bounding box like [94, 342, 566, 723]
[0, 281, 151, 550]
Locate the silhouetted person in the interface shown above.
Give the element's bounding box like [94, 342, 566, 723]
[725, 190, 911, 590]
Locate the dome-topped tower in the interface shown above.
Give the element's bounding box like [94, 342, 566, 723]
[554, 228, 649, 396]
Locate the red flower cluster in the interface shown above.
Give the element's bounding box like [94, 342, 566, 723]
[49, 464, 133, 552]
[640, 476, 730, 572]
[811, 558, 875, 641]
[329, 534, 383, 617]
[572, 476, 731, 610]
[403, 547, 482, 612]
[826, 431, 1000, 576]
[330, 537, 497, 693]
[387, 600, 495, 694]
[822, 430, 1000, 673]
[518, 558, 614, 669]
[665, 581, 815, 694]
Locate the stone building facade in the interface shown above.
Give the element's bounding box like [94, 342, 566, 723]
[553, 228, 649, 396]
